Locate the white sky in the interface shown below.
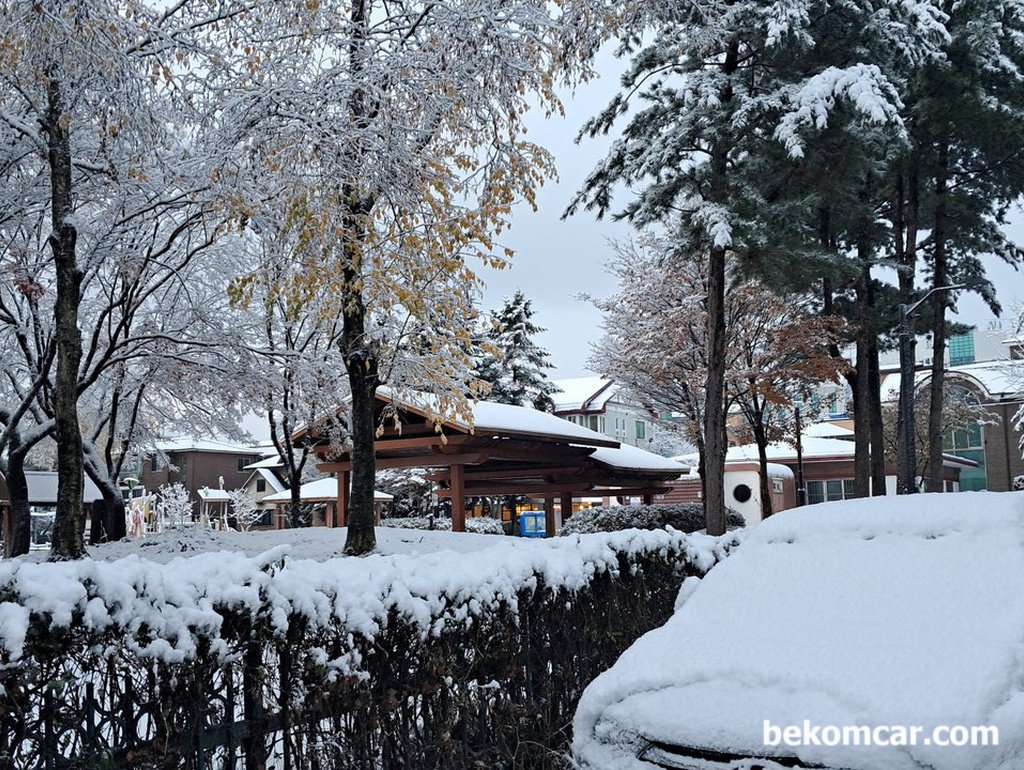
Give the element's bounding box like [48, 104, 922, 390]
[480, 52, 1024, 379]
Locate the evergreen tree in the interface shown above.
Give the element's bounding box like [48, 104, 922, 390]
[476, 291, 559, 411]
[569, 2, 937, 531]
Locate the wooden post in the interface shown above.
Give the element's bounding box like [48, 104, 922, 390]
[544, 496, 556, 537]
[338, 471, 350, 527]
[326, 501, 336, 528]
[560, 491, 573, 525]
[642, 493, 654, 505]
[451, 464, 466, 532]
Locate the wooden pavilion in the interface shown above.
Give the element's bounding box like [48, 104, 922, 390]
[295, 391, 686, 537]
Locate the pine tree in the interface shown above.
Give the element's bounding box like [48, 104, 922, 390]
[476, 291, 559, 411]
[569, 2, 936, 532]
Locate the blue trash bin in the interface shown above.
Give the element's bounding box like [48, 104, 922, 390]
[519, 510, 547, 537]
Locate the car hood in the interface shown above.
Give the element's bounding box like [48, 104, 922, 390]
[573, 492, 1024, 770]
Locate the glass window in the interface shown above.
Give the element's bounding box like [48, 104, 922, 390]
[150, 455, 158, 472]
[772, 478, 784, 493]
[843, 479, 856, 498]
[826, 480, 844, 501]
[806, 481, 824, 505]
[256, 479, 266, 493]
[635, 421, 646, 440]
[948, 333, 975, 366]
[954, 449, 987, 491]
[237, 457, 251, 472]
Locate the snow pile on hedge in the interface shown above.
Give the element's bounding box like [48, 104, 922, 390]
[381, 516, 505, 535]
[0, 528, 728, 670]
[561, 503, 745, 536]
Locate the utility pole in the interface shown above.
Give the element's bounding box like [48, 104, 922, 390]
[897, 284, 965, 493]
[794, 404, 806, 506]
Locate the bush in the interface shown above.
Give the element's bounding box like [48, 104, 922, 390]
[560, 503, 745, 536]
[0, 530, 730, 769]
[1013, 475, 1024, 491]
[381, 515, 505, 535]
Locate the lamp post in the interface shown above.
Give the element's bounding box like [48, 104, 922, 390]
[897, 283, 965, 494]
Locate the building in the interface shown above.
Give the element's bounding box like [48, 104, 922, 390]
[262, 478, 393, 528]
[880, 360, 1024, 492]
[878, 320, 1024, 370]
[141, 438, 266, 515]
[669, 428, 978, 525]
[552, 376, 657, 448]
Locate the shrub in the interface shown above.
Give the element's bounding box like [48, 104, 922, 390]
[0, 530, 730, 769]
[1013, 475, 1024, 491]
[561, 503, 745, 536]
[381, 515, 505, 535]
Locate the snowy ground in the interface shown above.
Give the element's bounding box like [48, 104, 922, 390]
[20, 525, 532, 564]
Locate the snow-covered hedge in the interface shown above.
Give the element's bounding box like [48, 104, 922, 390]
[561, 503, 745, 536]
[0, 529, 729, 768]
[380, 515, 505, 535]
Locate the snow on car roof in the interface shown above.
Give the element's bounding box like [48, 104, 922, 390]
[574, 491, 1024, 770]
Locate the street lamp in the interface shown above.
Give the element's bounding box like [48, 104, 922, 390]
[896, 283, 965, 494]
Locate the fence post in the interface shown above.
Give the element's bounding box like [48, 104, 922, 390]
[243, 636, 268, 770]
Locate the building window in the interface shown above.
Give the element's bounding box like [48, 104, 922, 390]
[805, 479, 855, 505]
[174, 455, 187, 476]
[772, 478, 784, 494]
[150, 455, 158, 472]
[587, 415, 600, 432]
[237, 457, 249, 472]
[635, 420, 646, 440]
[942, 387, 987, 491]
[948, 333, 975, 366]
[256, 479, 267, 493]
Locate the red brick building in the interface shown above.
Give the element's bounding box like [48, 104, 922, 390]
[141, 439, 266, 516]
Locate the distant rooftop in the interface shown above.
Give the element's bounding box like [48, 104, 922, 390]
[551, 376, 617, 412]
[153, 438, 263, 455]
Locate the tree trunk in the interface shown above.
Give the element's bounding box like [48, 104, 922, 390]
[83, 463, 126, 544]
[927, 137, 951, 493]
[753, 421, 773, 521]
[46, 78, 86, 560]
[701, 39, 738, 537]
[340, 210, 379, 555]
[5, 448, 31, 558]
[704, 243, 728, 536]
[868, 319, 886, 496]
[894, 170, 919, 493]
[289, 480, 304, 528]
[849, 266, 871, 498]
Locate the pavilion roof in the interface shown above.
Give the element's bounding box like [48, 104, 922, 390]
[294, 391, 685, 501]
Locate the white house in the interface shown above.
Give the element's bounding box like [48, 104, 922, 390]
[552, 376, 657, 448]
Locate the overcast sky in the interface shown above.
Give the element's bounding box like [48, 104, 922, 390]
[480, 53, 1024, 380]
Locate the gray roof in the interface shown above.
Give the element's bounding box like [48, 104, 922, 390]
[23, 471, 104, 505]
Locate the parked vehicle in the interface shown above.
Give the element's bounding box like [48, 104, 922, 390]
[574, 491, 1024, 770]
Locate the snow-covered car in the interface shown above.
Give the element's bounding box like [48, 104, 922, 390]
[573, 491, 1024, 770]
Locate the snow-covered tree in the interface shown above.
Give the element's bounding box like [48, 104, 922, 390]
[0, 0, 249, 557]
[158, 483, 193, 530]
[234, 238, 350, 529]
[569, 2, 944, 532]
[592, 232, 844, 519]
[227, 489, 261, 532]
[475, 291, 558, 411]
[211, 0, 604, 554]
